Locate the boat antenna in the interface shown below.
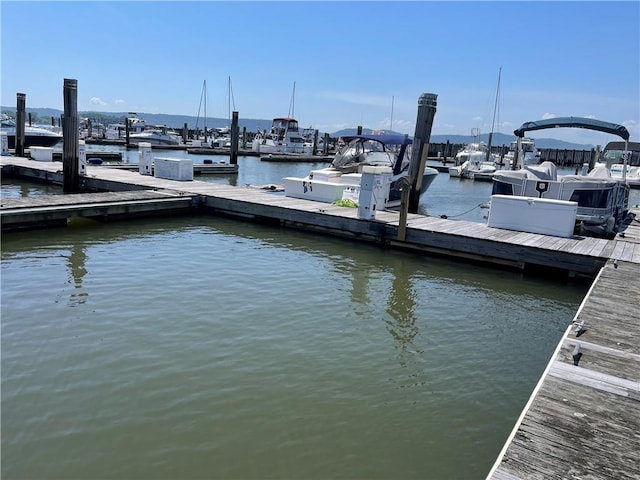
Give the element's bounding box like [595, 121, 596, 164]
[288, 81, 296, 118]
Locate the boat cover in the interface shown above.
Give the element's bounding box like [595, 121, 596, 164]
[514, 117, 630, 140]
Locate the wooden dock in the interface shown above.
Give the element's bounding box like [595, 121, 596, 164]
[487, 258, 640, 479]
[0, 190, 197, 232]
[259, 153, 333, 162]
[90, 162, 239, 175]
[2, 156, 639, 478]
[2, 156, 639, 279]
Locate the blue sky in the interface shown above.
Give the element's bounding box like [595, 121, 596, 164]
[1, 1, 639, 146]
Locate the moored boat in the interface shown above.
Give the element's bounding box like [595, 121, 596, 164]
[490, 117, 635, 238]
[598, 140, 640, 188]
[283, 133, 438, 209]
[1, 113, 62, 149]
[252, 117, 312, 155]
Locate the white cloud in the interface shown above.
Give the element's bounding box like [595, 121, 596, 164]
[115, 99, 125, 105]
[541, 112, 556, 120]
[90, 97, 107, 106]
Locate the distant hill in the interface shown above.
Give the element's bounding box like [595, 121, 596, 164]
[0, 106, 274, 134]
[331, 128, 594, 150]
[2, 106, 595, 149]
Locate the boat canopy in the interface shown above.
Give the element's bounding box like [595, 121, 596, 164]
[341, 134, 413, 146]
[514, 117, 630, 141]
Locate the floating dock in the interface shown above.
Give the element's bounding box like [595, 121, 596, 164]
[487, 258, 640, 479]
[259, 153, 333, 162]
[2, 156, 639, 478]
[2, 156, 639, 278]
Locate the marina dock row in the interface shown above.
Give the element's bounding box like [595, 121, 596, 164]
[2, 156, 639, 277]
[2, 156, 639, 479]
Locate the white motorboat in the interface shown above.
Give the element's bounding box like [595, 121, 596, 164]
[598, 140, 640, 188]
[252, 117, 312, 155]
[1, 113, 62, 149]
[490, 117, 635, 238]
[502, 137, 540, 167]
[128, 125, 182, 147]
[283, 133, 438, 208]
[449, 142, 499, 178]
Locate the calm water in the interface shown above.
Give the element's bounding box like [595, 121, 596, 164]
[0, 149, 597, 479]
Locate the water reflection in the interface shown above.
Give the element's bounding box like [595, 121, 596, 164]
[386, 260, 419, 354]
[67, 244, 88, 306]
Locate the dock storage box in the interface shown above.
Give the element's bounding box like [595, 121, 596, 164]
[138, 142, 153, 175]
[30, 146, 53, 162]
[358, 166, 392, 219]
[0, 131, 8, 155]
[154, 157, 193, 181]
[487, 194, 578, 237]
[78, 140, 86, 175]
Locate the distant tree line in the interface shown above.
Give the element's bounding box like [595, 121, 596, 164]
[2, 110, 125, 126]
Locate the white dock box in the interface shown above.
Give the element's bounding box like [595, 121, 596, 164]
[487, 194, 578, 237]
[78, 140, 86, 175]
[0, 131, 8, 155]
[358, 166, 392, 219]
[138, 142, 153, 175]
[154, 157, 193, 181]
[30, 146, 53, 162]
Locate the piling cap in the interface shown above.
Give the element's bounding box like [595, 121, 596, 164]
[418, 93, 438, 107]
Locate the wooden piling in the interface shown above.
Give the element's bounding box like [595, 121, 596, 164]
[125, 117, 131, 146]
[230, 111, 239, 165]
[62, 78, 80, 193]
[408, 92, 437, 212]
[15, 93, 26, 157]
[398, 93, 438, 240]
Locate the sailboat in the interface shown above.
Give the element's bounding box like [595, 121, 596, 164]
[210, 76, 235, 148]
[191, 79, 209, 147]
[449, 69, 502, 180]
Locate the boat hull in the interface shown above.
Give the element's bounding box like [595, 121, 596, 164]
[4, 131, 62, 149]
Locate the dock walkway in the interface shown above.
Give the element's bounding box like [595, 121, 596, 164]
[488, 258, 639, 479]
[2, 156, 639, 278]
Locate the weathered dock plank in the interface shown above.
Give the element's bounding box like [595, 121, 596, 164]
[1, 190, 196, 231]
[488, 260, 640, 479]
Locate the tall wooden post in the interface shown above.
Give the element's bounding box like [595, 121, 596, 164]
[408, 93, 437, 212]
[242, 126, 247, 149]
[313, 129, 319, 155]
[62, 78, 80, 193]
[230, 111, 239, 164]
[15, 93, 26, 157]
[398, 93, 437, 240]
[125, 117, 130, 146]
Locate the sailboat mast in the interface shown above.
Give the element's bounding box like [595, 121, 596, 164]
[390, 96, 394, 132]
[486, 67, 501, 162]
[204, 79, 207, 143]
[288, 81, 296, 118]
